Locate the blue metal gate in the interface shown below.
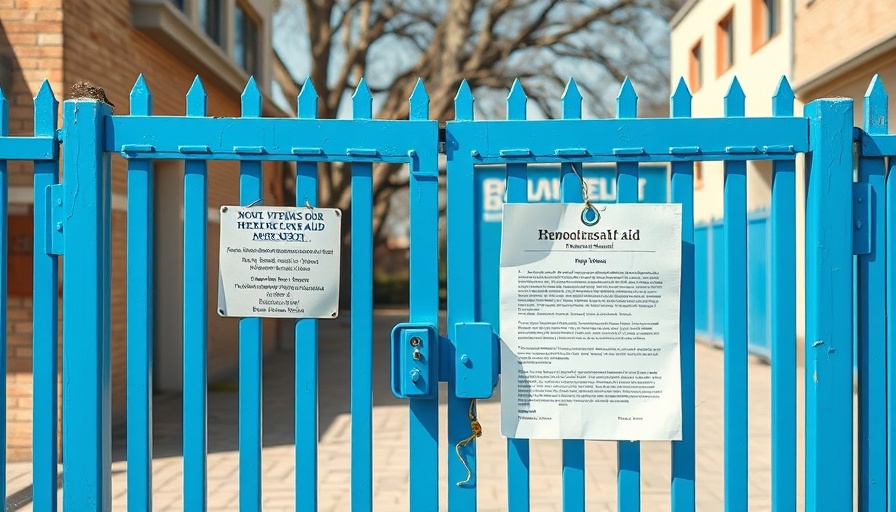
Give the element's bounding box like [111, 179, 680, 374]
[0, 73, 871, 511]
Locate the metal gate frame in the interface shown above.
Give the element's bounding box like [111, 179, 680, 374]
[0, 73, 865, 511]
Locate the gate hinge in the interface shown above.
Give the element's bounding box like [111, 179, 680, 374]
[853, 182, 871, 256]
[45, 184, 64, 255]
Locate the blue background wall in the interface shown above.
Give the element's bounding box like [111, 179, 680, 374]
[473, 164, 669, 330]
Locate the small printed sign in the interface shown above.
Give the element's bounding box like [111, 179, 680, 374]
[217, 206, 341, 319]
[499, 203, 682, 441]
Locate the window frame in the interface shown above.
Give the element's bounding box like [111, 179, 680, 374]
[752, 0, 780, 52]
[199, 0, 223, 45]
[716, 8, 735, 77]
[234, 1, 261, 77]
[689, 39, 703, 92]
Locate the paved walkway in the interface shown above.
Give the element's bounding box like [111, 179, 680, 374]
[6, 310, 805, 511]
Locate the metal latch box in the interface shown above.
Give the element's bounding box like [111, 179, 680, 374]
[455, 322, 499, 399]
[390, 323, 439, 399]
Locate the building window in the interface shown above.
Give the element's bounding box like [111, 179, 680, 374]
[170, 0, 184, 11]
[752, 0, 780, 51]
[716, 9, 734, 76]
[234, 3, 260, 77]
[199, 0, 223, 44]
[688, 40, 702, 91]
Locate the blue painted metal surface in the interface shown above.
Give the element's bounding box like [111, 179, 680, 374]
[62, 98, 114, 509]
[723, 79, 749, 512]
[888, 147, 896, 512]
[695, 214, 772, 358]
[239, 78, 264, 512]
[447, 79, 478, 511]
[747, 211, 771, 360]
[0, 86, 7, 508]
[770, 77, 797, 512]
[559, 79, 586, 512]
[805, 98, 854, 511]
[294, 77, 320, 511]
[693, 222, 709, 337]
[0, 73, 875, 512]
[31, 80, 60, 512]
[857, 75, 887, 512]
[406, 78, 441, 511]
[505, 78, 531, 512]
[710, 221, 725, 343]
[350, 79, 376, 512]
[184, 76, 210, 512]
[669, 77, 696, 512]
[616, 77, 641, 512]
[126, 75, 154, 512]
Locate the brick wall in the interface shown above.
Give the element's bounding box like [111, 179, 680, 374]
[794, 0, 896, 91]
[0, 0, 281, 461]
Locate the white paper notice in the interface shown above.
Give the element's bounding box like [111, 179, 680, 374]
[500, 203, 682, 441]
[217, 206, 341, 319]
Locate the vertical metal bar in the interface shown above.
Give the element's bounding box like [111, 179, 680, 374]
[505, 79, 530, 512]
[804, 98, 854, 511]
[408, 79, 441, 511]
[889, 154, 896, 512]
[127, 75, 154, 512]
[295, 78, 319, 510]
[183, 77, 209, 511]
[559, 79, 585, 512]
[61, 98, 113, 511]
[616, 78, 641, 512]
[858, 76, 887, 512]
[239, 78, 264, 511]
[0, 84, 8, 507]
[32, 80, 59, 512]
[770, 77, 797, 512]
[722, 79, 748, 512]
[670, 78, 696, 512]
[350, 79, 374, 512]
[447, 80, 477, 511]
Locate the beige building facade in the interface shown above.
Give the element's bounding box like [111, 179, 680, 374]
[670, 0, 799, 222]
[793, 0, 896, 125]
[1, 0, 289, 460]
[670, 0, 807, 342]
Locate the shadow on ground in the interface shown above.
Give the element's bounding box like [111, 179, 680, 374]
[111, 309, 425, 461]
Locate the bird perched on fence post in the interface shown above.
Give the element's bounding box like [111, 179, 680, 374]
[70, 81, 114, 108]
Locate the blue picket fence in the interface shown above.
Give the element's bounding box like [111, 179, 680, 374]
[0, 71, 884, 511]
[694, 210, 772, 360]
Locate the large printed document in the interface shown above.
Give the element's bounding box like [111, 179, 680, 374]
[499, 203, 683, 440]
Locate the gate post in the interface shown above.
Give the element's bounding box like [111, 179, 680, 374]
[804, 98, 854, 511]
[61, 98, 112, 510]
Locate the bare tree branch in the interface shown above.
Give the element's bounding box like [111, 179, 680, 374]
[276, 0, 687, 300]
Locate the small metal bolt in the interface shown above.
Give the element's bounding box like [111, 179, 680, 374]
[855, 220, 863, 230]
[470, 150, 480, 158]
[218, 309, 225, 316]
[410, 369, 421, 383]
[858, 197, 864, 203]
[55, 222, 63, 232]
[460, 354, 470, 365]
[56, 198, 62, 207]
[410, 336, 422, 347]
[413, 349, 422, 361]
[222, 206, 228, 213]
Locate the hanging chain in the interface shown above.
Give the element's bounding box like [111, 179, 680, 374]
[568, 163, 591, 209]
[455, 399, 482, 486]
